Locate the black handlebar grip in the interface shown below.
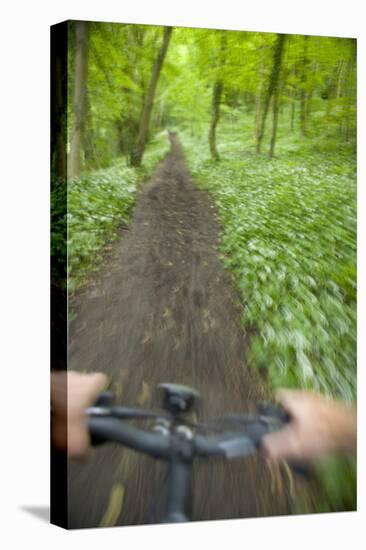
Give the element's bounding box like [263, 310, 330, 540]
[93, 391, 115, 408]
[88, 392, 115, 446]
[287, 462, 312, 479]
[89, 427, 108, 447]
[257, 402, 290, 424]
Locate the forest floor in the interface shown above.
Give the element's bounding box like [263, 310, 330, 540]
[67, 134, 292, 528]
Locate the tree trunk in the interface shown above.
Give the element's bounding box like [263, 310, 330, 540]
[115, 119, 126, 155]
[289, 64, 297, 131]
[208, 31, 227, 161]
[290, 94, 296, 130]
[300, 35, 309, 137]
[256, 34, 286, 154]
[269, 90, 280, 158]
[208, 81, 223, 161]
[304, 63, 315, 134]
[82, 88, 97, 167]
[118, 115, 140, 157]
[51, 22, 68, 181]
[69, 21, 89, 178]
[130, 26, 173, 167]
[343, 40, 356, 143]
[324, 60, 343, 124]
[255, 51, 265, 142]
[335, 59, 345, 99]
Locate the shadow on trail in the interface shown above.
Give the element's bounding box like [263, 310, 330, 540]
[68, 135, 290, 528]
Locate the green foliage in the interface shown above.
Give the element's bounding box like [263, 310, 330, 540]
[312, 456, 357, 512]
[182, 116, 356, 511]
[65, 132, 169, 291]
[51, 178, 67, 286]
[184, 119, 356, 401]
[161, 31, 356, 155]
[66, 24, 356, 174]
[68, 22, 170, 169]
[62, 22, 356, 514]
[67, 165, 136, 291]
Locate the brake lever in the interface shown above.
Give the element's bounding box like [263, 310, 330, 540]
[88, 392, 172, 420]
[257, 402, 290, 426]
[86, 392, 115, 446]
[93, 391, 115, 408]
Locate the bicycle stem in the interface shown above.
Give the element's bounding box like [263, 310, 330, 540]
[163, 456, 192, 523]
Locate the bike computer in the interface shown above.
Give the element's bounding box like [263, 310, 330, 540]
[158, 383, 201, 414]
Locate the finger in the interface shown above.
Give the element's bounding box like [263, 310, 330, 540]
[262, 426, 302, 462]
[68, 423, 90, 459]
[86, 373, 109, 406]
[275, 388, 313, 417]
[86, 373, 109, 397]
[69, 372, 109, 409]
[275, 388, 300, 408]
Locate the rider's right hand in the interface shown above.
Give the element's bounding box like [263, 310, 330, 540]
[262, 389, 356, 463]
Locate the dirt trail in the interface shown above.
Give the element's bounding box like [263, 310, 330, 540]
[68, 135, 290, 528]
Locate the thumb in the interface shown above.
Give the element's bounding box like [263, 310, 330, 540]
[85, 373, 109, 404]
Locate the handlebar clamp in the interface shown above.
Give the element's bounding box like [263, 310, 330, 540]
[158, 383, 201, 415]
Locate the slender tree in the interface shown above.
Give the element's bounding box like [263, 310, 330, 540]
[300, 35, 309, 137]
[288, 63, 297, 131]
[82, 89, 98, 166]
[305, 62, 316, 125]
[130, 26, 173, 167]
[51, 23, 68, 180]
[256, 33, 286, 154]
[255, 48, 266, 143]
[341, 39, 356, 142]
[208, 81, 223, 160]
[269, 68, 282, 158]
[69, 21, 89, 178]
[208, 32, 227, 161]
[115, 25, 146, 156]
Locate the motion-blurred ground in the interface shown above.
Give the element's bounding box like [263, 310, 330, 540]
[68, 136, 291, 528]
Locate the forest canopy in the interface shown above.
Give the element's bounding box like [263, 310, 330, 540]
[61, 22, 356, 176]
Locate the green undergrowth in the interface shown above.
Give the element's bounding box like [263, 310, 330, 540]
[181, 115, 356, 512]
[52, 132, 169, 292]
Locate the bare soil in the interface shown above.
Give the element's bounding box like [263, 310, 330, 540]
[67, 135, 290, 528]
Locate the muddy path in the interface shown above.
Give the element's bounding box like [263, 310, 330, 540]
[68, 135, 290, 528]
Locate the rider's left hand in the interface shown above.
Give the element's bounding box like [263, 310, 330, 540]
[51, 370, 109, 460]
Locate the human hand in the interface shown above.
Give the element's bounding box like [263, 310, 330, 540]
[262, 389, 356, 463]
[51, 370, 109, 460]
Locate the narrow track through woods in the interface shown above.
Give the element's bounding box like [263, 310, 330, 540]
[68, 135, 290, 527]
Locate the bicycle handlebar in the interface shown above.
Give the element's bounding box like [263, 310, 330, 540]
[88, 416, 172, 458]
[86, 393, 310, 523]
[87, 408, 284, 461]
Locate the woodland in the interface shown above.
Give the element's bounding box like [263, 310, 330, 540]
[51, 21, 356, 516]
